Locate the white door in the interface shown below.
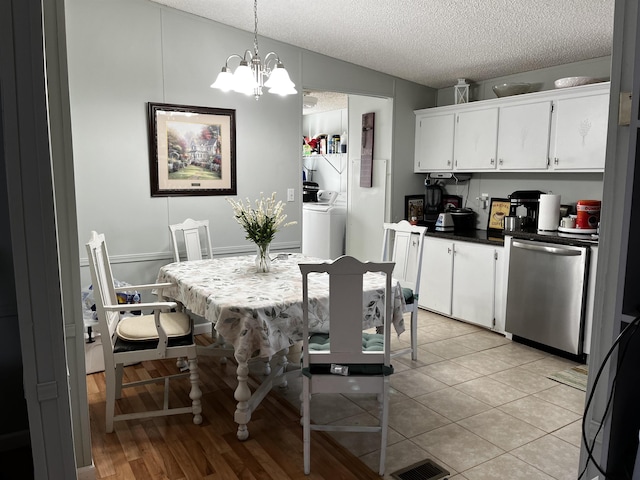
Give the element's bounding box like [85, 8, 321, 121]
[497, 101, 552, 170]
[454, 108, 499, 170]
[346, 159, 387, 261]
[418, 237, 453, 315]
[451, 242, 496, 328]
[414, 113, 455, 172]
[551, 92, 609, 170]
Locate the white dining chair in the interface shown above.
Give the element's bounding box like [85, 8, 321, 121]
[86, 231, 202, 433]
[168, 218, 218, 336]
[169, 218, 213, 262]
[299, 256, 395, 476]
[381, 220, 427, 361]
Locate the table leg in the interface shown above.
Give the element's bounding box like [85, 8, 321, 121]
[233, 347, 294, 441]
[234, 352, 251, 441]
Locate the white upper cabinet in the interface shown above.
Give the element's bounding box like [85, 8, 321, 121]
[550, 91, 609, 170]
[414, 113, 454, 171]
[453, 107, 499, 171]
[497, 101, 552, 170]
[414, 82, 610, 173]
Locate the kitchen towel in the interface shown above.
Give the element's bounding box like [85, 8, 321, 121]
[538, 193, 561, 231]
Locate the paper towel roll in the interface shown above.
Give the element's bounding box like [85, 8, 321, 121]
[538, 194, 561, 231]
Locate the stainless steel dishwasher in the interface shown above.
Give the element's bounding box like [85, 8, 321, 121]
[505, 238, 589, 356]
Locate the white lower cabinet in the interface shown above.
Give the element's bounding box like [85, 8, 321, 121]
[419, 237, 454, 316]
[419, 236, 504, 331]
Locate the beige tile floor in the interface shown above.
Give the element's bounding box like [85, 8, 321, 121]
[274, 308, 586, 480]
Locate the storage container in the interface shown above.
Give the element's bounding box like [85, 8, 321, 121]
[576, 200, 601, 229]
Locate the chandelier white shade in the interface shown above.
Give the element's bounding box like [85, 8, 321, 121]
[210, 0, 296, 99]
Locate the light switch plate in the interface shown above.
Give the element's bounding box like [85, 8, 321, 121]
[287, 188, 294, 202]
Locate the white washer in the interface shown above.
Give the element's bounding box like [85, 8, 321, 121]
[302, 193, 346, 259]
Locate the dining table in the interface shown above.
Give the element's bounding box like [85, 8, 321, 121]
[156, 252, 406, 440]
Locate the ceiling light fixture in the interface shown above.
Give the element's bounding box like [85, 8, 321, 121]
[210, 0, 296, 100]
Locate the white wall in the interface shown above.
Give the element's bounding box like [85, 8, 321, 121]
[65, 0, 434, 288]
[346, 95, 394, 260]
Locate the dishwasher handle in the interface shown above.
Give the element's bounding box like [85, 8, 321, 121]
[512, 240, 583, 256]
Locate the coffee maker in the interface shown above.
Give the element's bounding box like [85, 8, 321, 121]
[508, 190, 545, 231]
[424, 180, 444, 226]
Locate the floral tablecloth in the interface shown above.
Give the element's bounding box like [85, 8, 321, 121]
[156, 253, 406, 360]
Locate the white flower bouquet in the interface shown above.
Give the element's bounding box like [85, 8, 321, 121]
[227, 192, 296, 272]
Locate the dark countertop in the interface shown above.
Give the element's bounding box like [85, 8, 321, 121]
[425, 228, 505, 246]
[424, 228, 600, 248]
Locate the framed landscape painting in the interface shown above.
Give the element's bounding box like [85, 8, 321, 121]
[148, 102, 237, 196]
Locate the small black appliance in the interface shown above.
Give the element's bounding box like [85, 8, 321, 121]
[508, 190, 545, 231]
[424, 181, 444, 226]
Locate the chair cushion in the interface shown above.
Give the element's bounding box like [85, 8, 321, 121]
[402, 287, 414, 304]
[116, 311, 191, 341]
[304, 332, 393, 377]
[113, 332, 194, 354]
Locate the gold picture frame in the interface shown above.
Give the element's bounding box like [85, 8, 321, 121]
[487, 198, 510, 232]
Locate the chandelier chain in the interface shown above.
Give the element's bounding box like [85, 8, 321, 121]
[253, 0, 259, 56]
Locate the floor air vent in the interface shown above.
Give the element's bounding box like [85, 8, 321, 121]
[390, 459, 450, 480]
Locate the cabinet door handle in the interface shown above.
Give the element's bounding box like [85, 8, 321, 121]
[499, 158, 504, 165]
[554, 157, 559, 165]
[490, 158, 495, 165]
[447, 248, 452, 254]
[447, 160, 451, 166]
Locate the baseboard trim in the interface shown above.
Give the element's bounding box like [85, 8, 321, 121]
[77, 461, 96, 480]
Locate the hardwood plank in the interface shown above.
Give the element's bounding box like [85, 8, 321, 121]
[89, 335, 380, 479]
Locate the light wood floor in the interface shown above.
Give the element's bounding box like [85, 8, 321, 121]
[87, 335, 380, 480]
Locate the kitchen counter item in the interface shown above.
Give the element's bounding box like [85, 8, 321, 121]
[492, 83, 531, 97]
[434, 212, 454, 232]
[505, 238, 589, 358]
[503, 216, 522, 232]
[509, 190, 545, 231]
[554, 76, 599, 88]
[576, 200, 601, 229]
[558, 226, 597, 234]
[538, 194, 561, 231]
[448, 207, 476, 231]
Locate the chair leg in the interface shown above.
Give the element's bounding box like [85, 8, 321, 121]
[303, 377, 311, 475]
[188, 357, 203, 425]
[114, 364, 124, 400]
[105, 366, 117, 433]
[410, 309, 418, 361]
[378, 378, 390, 475]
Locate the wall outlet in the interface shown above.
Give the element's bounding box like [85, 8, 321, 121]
[287, 188, 295, 202]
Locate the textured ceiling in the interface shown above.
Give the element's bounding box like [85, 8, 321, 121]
[150, 0, 614, 90]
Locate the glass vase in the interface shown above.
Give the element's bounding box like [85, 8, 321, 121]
[255, 243, 271, 273]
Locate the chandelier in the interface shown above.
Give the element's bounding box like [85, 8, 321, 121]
[210, 0, 297, 100]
